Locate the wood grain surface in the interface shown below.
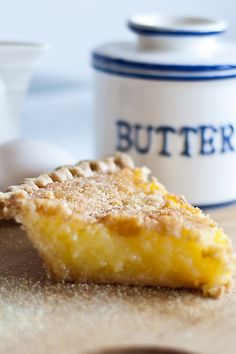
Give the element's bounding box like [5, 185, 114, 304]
[0, 206, 236, 354]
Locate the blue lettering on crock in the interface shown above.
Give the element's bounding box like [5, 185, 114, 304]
[116, 120, 132, 152]
[221, 124, 235, 153]
[116, 120, 235, 157]
[156, 126, 176, 156]
[179, 127, 198, 157]
[134, 124, 153, 154]
[199, 125, 218, 155]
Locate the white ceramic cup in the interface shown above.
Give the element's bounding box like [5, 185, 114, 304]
[93, 14, 236, 208]
[0, 41, 49, 144]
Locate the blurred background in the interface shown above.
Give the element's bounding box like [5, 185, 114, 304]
[2, 0, 235, 159]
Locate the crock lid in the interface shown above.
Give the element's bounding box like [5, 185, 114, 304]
[92, 14, 236, 80]
[128, 13, 227, 36]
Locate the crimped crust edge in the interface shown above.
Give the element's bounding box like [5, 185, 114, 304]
[0, 153, 135, 219]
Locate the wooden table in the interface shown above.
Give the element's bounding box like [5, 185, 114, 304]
[0, 206, 236, 354]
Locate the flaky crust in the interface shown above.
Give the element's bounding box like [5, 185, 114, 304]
[0, 153, 135, 220]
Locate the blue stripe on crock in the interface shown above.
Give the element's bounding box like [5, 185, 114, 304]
[128, 22, 226, 37]
[93, 63, 236, 81]
[92, 53, 236, 73]
[196, 199, 236, 210]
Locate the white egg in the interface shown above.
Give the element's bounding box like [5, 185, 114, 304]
[0, 139, 76, 191]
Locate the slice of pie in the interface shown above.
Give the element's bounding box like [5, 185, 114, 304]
[0, 153, 235, 297]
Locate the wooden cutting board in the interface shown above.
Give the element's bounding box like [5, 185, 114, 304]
[0, 206, 236, 354]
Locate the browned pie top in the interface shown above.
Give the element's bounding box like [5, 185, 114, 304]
[0, 153, 218, 236]
[28, 168, 166, 219]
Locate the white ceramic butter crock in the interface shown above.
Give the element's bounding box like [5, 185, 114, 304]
[93, 14, 236, 208]
[0, 41, 49, 144]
